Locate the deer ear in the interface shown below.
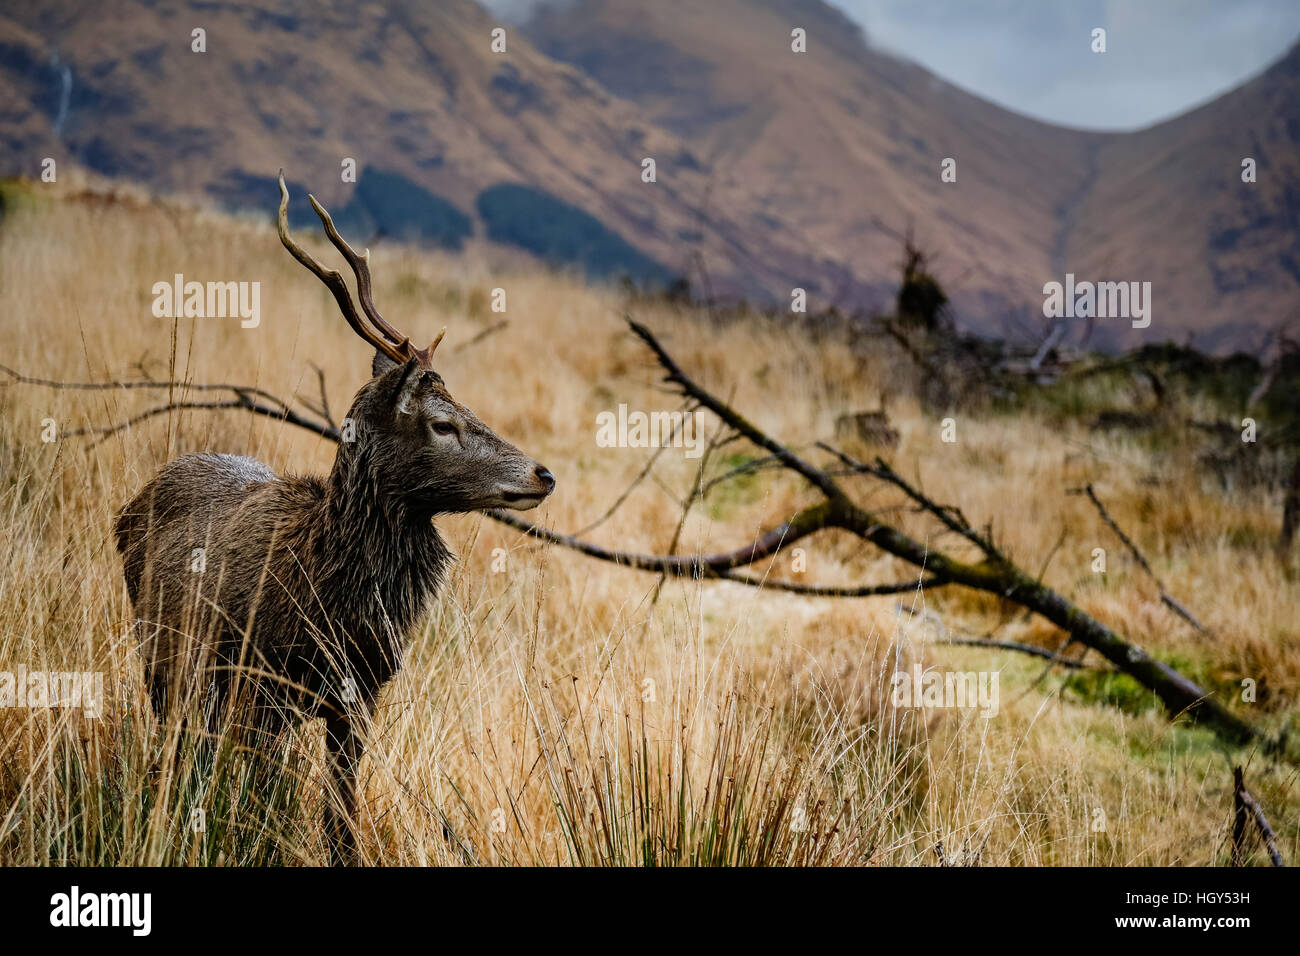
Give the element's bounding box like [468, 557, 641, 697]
[390, 360, 423, 415]
[372, 349, 399, 379]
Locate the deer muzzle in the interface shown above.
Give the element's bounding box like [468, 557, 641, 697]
[498, 464, 556, 510]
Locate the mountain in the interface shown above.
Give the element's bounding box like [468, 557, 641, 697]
[1062, 42, 1300, 353]
[522, 0, 1300, 351]
[0, 0, 1295, 351]
[0, 0, 720, 284]
[523, 0, 1101, 340]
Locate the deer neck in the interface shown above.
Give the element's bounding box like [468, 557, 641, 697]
[319, 442, 452, 625]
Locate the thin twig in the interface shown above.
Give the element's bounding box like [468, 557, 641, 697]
[651, 411, 727, 606]
[927, 636, 1093, 667]
[297, 362, 337, 430]
[453, 320, 509, 352]
[897, 605, 1098, 670]
[67, 398, 340, 448]
[1072, 484, 1211, 635]
[1232, 766, 1284, 866]
[0, 364, 294, 413]
[568, 399, 695, 537]
[817, 441, 1000, 557]
[700, 453, 783, 498]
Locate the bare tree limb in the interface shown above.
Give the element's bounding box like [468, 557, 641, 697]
[715, 571, 937, 597]
[490, 501, 831, 578]
[620, 319, 1256, 744]
[627, 318, 843, 500]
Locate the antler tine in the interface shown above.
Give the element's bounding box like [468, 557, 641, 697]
[277, 171, 409, 366]
[306, 199, 450, 365]
[304, 194, 414, 353]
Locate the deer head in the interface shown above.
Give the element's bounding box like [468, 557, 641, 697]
[276, 171, 555, 515]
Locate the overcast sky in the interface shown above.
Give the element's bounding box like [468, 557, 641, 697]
[832, 0, 1300, 130]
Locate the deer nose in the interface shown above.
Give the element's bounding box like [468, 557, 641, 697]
[535, 465, 556, 492]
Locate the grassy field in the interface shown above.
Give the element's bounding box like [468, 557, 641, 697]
[0, 176, 1295, 865]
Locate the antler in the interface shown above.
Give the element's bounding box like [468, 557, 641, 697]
[276, 170, 446, 368]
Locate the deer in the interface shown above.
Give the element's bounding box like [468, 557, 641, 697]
[834, 389, 900, 449]
[113, 171, 556, 861]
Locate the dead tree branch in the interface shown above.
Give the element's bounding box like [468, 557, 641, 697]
[620, 319, 1255, 744]
[1231, 766, 1284, 866]
[489, 505, 938, 596]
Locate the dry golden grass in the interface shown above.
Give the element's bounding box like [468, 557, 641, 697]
[0, 178, 1295, 865]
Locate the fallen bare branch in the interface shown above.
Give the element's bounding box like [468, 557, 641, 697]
[492, 501, 850, 580]
[621, 320, 1255, 743]
[627, 318, 843, 500]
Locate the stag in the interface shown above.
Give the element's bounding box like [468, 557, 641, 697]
[114, 171, 555, 859]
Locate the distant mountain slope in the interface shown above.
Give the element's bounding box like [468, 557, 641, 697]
[524, 0, 1104, 339]
[0, 0, 712, 284]
[524, 0, 1299, 350]
[0, 0, 1295, 350]
[1066, 42, 1300, 352]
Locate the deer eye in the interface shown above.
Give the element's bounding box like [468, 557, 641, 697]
[431, 420, 458, 438]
